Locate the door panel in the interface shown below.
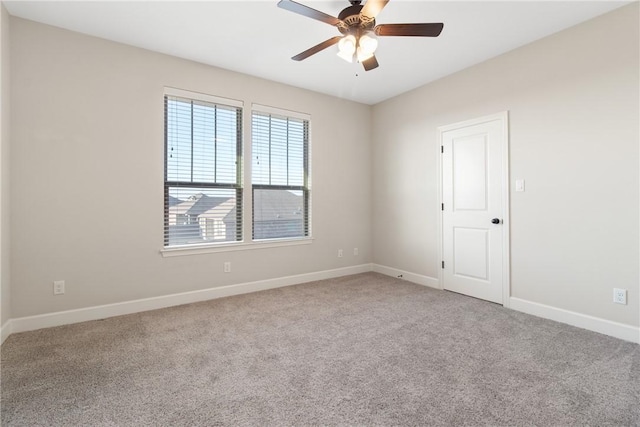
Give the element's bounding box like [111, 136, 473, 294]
[453, 227, 489, 281]
[441, 115, 506, 304]
[453, 135, 487, 211]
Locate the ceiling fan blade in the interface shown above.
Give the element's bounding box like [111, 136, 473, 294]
[362, 55, 379, 71]
[277, 0, 342, 26]
[361, 0, 390, 20]
[292, 36, 343, 61]
[374, 23, 444, 37]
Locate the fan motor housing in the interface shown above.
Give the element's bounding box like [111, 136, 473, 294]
[337, 5, 376, 34]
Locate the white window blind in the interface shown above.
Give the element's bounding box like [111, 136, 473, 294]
[164, 92, 242, 247]
[251, 109, 310, 240]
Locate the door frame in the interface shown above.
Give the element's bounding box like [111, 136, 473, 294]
[437, 111, 511, 307]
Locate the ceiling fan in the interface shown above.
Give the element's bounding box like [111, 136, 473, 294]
[277, 0, 444, 71]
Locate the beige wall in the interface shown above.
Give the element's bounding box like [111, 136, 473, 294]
[10, 17, 372, 318]
[6, 4, 640, 334]
[1, 4, 10, 327]
[372, 3, 639, 327]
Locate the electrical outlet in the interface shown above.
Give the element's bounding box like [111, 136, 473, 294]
[338, 249, 343, 258]
[224, 261, 231, 273]
[53, 280, 65, 295]
[353, 247, 359, 256]
[613, 288, 627, 305]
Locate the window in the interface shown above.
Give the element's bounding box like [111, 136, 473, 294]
[164, 89, 242, 247]
[251, 106, 310, 240]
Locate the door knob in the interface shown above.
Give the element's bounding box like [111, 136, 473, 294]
[491, 218, 501, 224]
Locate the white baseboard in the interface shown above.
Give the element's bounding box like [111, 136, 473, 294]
[4, 264, 638, 346]
[9, 264, 373, 336]
[1, 319, 11, 345]
[509, 297, 640, 344]
[372, 264, 440, 289]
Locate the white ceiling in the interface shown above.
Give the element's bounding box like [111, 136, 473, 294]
[4, 0, 631, 105]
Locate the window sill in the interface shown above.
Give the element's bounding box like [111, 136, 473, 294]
[160, 237, 314, 257]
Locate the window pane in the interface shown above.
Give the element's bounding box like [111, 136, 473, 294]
[215, 107, 239, 184]
[252, 189, 306, 240]
[166, 187, 240, 246]
[166, 98, 193, 182]
[166, 96, 238, 185]
[192, 102, 216, 182]
[287, 120, 305, 187]
[251, 113, 306, 186]
[252, 114, 272, 185]
[269, 117, 289, 185]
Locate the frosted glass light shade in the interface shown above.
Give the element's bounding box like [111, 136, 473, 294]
[356, 47, 374, 62]
[359, 34, 378, 55]
[337, 35, 356, 63]
[337, 49, 354, 63]
[338, 35, 356, 54]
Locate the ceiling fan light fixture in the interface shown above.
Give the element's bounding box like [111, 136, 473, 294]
[359, 33, 378, 55]
[337, 34, 357, 62]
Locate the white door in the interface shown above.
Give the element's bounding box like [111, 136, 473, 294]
[440, 113, 508, 304]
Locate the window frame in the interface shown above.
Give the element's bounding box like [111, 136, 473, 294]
[251, 104, 312, 242]
[163, 87, 243, 249]
[160, 92, 313, 257]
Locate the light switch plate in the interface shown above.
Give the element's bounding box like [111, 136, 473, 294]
[515, 179, 525, 192]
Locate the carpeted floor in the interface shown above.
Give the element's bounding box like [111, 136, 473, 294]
[1, 272, 639, 426]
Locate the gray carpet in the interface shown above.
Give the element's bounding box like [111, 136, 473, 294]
[1, 272, 639, 426]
